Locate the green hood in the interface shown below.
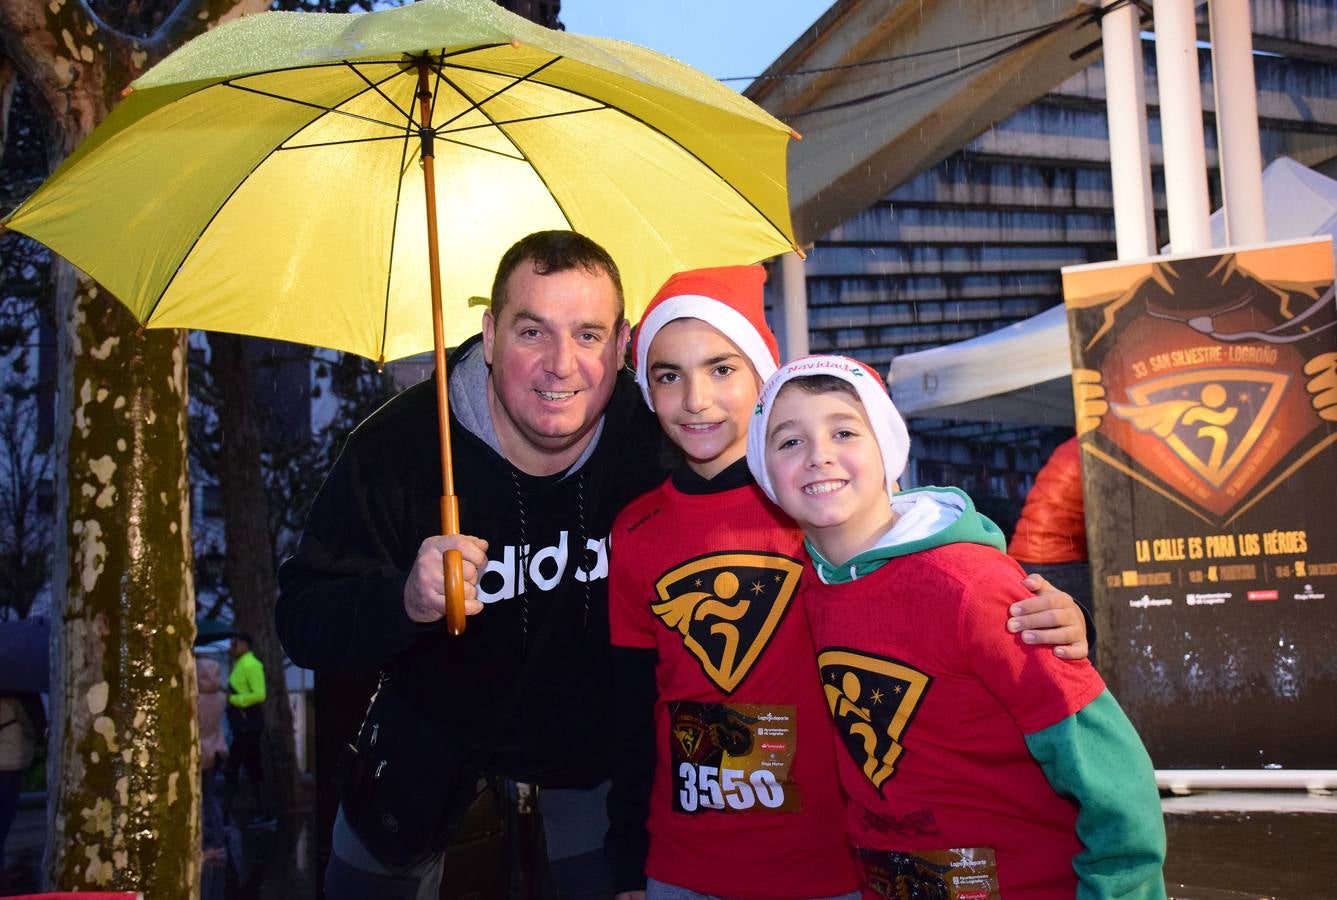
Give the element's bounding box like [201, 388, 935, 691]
[807, 486, 1006, 585]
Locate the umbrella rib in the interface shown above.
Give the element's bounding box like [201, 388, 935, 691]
[427, 49, 448, 130]
[378, 119, 417, 365]
[435, 57, 794, 251]
[490, 75, 796, 253]
[138, 106, 361, 326]
[439, 106, 606, 136]
[432, 68, 578, 233]
[343, 61, 415, 125]
[430, 56, 562, 133]
[433, 135, 526, 161]
[278, 134, 416, 151]
[222, 82, 406, 133]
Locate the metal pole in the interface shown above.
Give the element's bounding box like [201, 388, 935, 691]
[1157, 769, 1337, 793]
[1101, 0, 1157, 259]
[779, 251, 809, 361]
[1152, 0, 1213, 253]
[1209, 0, 1267, 246]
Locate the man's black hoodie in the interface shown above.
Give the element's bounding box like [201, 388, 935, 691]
[277, 335, 665, 787]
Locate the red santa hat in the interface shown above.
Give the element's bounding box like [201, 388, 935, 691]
[632, 265, 780, 411]
[746, 355, 910, 504]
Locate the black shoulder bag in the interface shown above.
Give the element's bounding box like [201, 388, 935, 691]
[338, 603, 565, 871]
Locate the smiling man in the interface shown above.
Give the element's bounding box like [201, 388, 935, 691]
[482, 250, 631, 477]
[278, 231, 665, 899]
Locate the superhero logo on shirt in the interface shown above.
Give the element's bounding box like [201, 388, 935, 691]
[818, 648, 931, 795]
[652, 552, 803, 693]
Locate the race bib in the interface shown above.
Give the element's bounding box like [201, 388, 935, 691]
[859, 847, 999, 900]
[668, 701, 799, 813]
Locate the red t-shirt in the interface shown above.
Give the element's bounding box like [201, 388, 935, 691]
[610, 480, 859, 899]
[802, 543, 1106, 898]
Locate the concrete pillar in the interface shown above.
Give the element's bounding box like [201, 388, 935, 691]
[778, 251, 809, 361]
[1101, 0, 1157, 259]
[1152, 0, 1213, 253]
[1209, 0, 1267, 246]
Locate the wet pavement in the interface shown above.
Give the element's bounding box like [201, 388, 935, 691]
[2, 790, 1336, 898]
[1, 787, 320, 900]
[1162, 792, 1337, 899]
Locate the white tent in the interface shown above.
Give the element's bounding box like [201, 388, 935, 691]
[888, 305, 1076, 425]
[887, 157, 1337, 425]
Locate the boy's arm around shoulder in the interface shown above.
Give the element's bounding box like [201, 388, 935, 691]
[1026, 693, 1167, 900]
[954, 550, 1103, 730]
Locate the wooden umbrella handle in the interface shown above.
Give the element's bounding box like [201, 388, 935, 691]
[443, 548, 467, 636]
[441, 494, 467, 635]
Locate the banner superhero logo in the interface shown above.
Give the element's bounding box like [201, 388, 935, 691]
[1111, 368, 1289, 490]
[652, 552, 802, 693]
[1065, 244, 1337, 525]
[818, 648, 931, 794]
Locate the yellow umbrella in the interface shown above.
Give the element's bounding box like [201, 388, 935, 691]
[3, 0, 799, 633]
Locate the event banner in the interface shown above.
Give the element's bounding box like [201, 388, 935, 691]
[1062, 237, 1336, 768]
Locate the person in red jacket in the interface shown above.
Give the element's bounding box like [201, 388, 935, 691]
[1009, 436, 1087, 565]
[607, 269, 1090, 899]
[1009, 436, 1097, 656]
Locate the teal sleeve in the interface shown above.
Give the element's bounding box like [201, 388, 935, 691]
[1025, 690, 1167, 900]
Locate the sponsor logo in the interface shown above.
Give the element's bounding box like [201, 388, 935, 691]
[1295, 584, 1327, 601]
[1129, 594, 1173, 608]
[1186, 592, 1230, 605]
[950, 857, 992, 871]
[477, 531, 609, 604]
[1246, 589, 1279, 602]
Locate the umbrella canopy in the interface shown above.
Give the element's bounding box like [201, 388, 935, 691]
[2, 0, 799, 364]
[194, 616, 238, 646]
[0, 617, 49, 693]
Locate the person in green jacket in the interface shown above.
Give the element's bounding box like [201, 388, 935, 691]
[747, 356, 1166, 899]
[227, 632, 274, 827]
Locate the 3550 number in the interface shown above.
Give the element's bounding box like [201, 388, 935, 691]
[677, 763, 784, 812]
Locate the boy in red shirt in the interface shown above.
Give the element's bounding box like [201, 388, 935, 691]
[607, 271, 1092, 899]
[747, 356, 1166, 899]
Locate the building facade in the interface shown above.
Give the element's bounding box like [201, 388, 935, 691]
[758, 0, 1337, 535]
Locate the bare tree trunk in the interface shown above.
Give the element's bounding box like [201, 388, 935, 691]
[208, 332, 300, 813]
[48, 264, 199, 896]
[0, 1, 268, 895]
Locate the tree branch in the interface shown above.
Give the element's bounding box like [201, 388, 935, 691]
[0, 55, 15, 168]
[149, 0, 271, 61]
